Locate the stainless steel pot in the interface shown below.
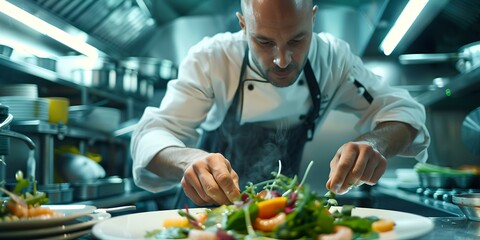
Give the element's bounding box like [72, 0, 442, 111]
[117, 67, 138, 96]
[399, 41, 480, 73]
[418, 172, 480, 189]
[120, 57, 163, 80]
[72, 66, 116, 90]
[136, 78, 155, 99]
[57, 55, 116, 85]
[25, 57, 57, 72]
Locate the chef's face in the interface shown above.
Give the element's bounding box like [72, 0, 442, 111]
[237, 0, 317, 87]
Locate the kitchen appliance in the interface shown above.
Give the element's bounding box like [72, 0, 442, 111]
[407, 185, 480, 204]
[399, 41, 480, 73]
[0, 105, 37, 186]
[410, 163, 480, 204]
[0, 104, 10, 185]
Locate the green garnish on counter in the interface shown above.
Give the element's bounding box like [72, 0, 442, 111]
[414, 162, 475, 175]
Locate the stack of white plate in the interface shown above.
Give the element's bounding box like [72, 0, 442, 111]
[0, 205, 110, 240]
[0, 97, 48, 121]
[0, 84, 38, 98]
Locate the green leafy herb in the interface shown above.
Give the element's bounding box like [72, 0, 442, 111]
[226, 203, 258, 231]
[145, 227, 189, 239]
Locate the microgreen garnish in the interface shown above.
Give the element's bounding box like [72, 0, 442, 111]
[148, 161, 386, 239]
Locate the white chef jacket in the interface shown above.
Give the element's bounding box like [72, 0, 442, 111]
[131, 30, 430, 193]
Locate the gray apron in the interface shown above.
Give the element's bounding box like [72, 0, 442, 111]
[174, 48, 320, 208]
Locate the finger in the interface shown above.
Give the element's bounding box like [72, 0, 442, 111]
[208, 154, 240, 202]
[343, 147, 370, 187]
[325, 178, 332, 191]
[330, 147, 357, 193]
[193, 161, 230, 205]
[184, 165, 215, 203]
[368, 158, 387, 184]
[227, 164, 241, 194]
[230, 169, 241, 194]
[361, 147, 386, 185]
[197, 171, 231, 204]
[326, 150, 342, 190]
[181, 178, 208, 206]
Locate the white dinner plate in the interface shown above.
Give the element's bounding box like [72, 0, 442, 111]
[0, 205, 96, 230]
[92, 207, 434, 240]
[0, 212, 110, 239]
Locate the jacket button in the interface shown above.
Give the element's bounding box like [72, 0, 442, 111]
[298, 80, 304, 86]
[299, 114, 306, 120]
[247, 84, 254, 91]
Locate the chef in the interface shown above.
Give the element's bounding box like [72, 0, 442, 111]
[131, 0, 430, 206]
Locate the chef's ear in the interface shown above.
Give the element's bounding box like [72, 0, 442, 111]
[236, 12, 246, 33]
[312, 5, 318, 23]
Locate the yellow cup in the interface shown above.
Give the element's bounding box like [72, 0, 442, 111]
[47, 97, 69, 124]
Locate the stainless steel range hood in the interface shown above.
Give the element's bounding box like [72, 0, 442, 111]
[4, 0, 388, 63]
[4, 0, 479, 66]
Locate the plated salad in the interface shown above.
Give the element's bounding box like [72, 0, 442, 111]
[146, 162, 395, 239]
[0, 171, 59, 221]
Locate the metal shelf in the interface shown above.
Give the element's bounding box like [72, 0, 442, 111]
[70, 185, 178, 209]
[10, 120, 128, 185]
[414, 67, 480, 107]
[0, 57, 148, 107]
[10, 120, 121, 142]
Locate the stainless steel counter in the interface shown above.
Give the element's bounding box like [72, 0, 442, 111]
[419, 217, 480, 239]
[372, 185, 464, 217]
[371, 184, 480, 239]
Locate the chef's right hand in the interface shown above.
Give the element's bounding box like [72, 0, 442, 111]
[181, 153, 240, 206]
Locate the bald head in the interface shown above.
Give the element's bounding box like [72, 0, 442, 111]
[241, 0, 313, 26]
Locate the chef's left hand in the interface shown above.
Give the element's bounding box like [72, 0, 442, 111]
[326, 141, 387, 194]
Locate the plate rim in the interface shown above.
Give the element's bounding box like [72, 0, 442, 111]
[0, 204, 96, 230]
[92, 206, 434, 240]
[0, 212, 110, 239]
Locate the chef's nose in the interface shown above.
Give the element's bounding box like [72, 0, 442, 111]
[273, 46, 292, 68]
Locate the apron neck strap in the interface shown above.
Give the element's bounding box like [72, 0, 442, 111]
[228, 46, 250, 122]
[303, 59, 321, 140]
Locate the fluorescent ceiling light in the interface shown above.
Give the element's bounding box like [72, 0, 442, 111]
[380, 0, 429, 56]
[0, 0, 99, 59]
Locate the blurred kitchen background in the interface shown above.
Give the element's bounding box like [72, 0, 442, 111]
[0, 0, 479, 213]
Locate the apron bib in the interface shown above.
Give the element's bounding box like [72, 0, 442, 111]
[197, 48, 321, 188]
[175, 48, 321, 208]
